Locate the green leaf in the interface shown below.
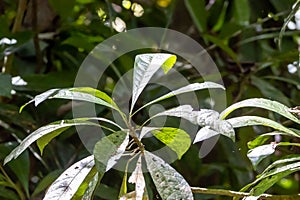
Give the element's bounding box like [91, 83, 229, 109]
[136, 82, 225, 115]
[0, 187, 19, 200]
[43, 155, 95, 200]
[247, 144, 277, 169]
[20, 87, 120, 113]
[233, 0, 250, 26]
[151, 128, 191, 159]
[247, 132, 288, 149]
[4, 119, 101, 164]
[144, 151, 193, 200]
[130, 53, 177, 114]
[32, 170, 62, 197]
[81, 172, 99, 200]
[151, 105, 234, 142]
[0, 73, 12, 98]
[227, 116, 299, 137]
[212, 1, 229, 32]
[93, 131, 129, 172]
[184, 0, 207, 33]
[251, 76, 290, 106]
[220, 98, 300, 125]
[72, 166, 98, 200]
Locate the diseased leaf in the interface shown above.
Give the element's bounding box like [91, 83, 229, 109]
[144, 151, 193, 200]
[128, 155, 145, 200]
[93, 131, 129, 172]
[152, 105, 234, 141]
[137, 82, 224, 114]
[131, 53, 176, 113]
[4, 119, 101, 164]
[193, 126, 219, 143]
[20, 87, 121, 113]
[247, 144, 277, 169]
[227, 116, 299, 137]
[220, 98, 300, 124]
[72, 166, 98, 200]
[151, 128, 191, 159]
[43, 155, 95, 200]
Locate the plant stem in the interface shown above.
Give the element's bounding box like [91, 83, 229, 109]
[0, 165, 26, 200]
[191, 187, 300, 199]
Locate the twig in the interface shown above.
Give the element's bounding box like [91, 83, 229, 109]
[191, 187, 300, 199]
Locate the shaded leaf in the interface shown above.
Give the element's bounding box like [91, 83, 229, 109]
[233, 0, 250, 26]
[94, 131, 129, 172]
[251, 76, 290, 106]
[128, 155, 145, 200]
[138, 82, 225, 113]
[0, 73, 12, 98]
[247, 144, 277, 169]
[184, 0, 207, 33]
[4, 119, 101, 164]
[144, 151, 193, 200]
[131, 53, 177, 113]
[227, 116, 299, 137]
[151, 128, 191, 159]
[220, 98, 300, 124]
[43, 155, 95, 200]
[32, 170, 63, 197]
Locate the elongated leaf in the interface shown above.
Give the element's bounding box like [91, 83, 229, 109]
[20, 87, 120, 113]
[37, 117, 123, 154]
[262, 155, 300, 174]
[227, 116, 299, 137]
[43, 155, 95, 200]
[233, 0, 250, 26]
[151, 128, 191, 159]
[247, 132, 289, 149]
[81, 172, 99, 200]
[128, 155, 145, 200]
[184, 0, 207, 33]
[144, 151, 193, 200]
[130, 53, 176, 114]
[137, 82, 225, 114]
[247, 144, 277, 169]
[4, 119, 101, 164]
[193, 126, 219, 143]
[152, 105, 234, 141]
[72, 166, 98, 200]
[94, 131, 129, 172]
[251, 76, 290, 106]
[32, 170, 62, 197]
[220, 98, 300, 124]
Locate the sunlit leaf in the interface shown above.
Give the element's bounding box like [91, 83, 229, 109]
[247, 132, 288, 149]
[94, 131, 129, 172]
[128, 155, 145, 200]
[151, 128, 191, 159]
[20, 87, 121, 113]
[4, 119, 101, 164]
[144, 151, 193, 200]
[137, 82, 224, 114]
[130, 53, 176, 114]
[43, 155, 95, 200]
[227, 116, 299, 137]
[193, 126, 219, 143]
[72, 166, 98, 200]
[220, 98, 300, 124]
[247, 144, 277, 169]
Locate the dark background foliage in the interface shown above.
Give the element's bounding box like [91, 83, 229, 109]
[0, 0, 300, 199]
